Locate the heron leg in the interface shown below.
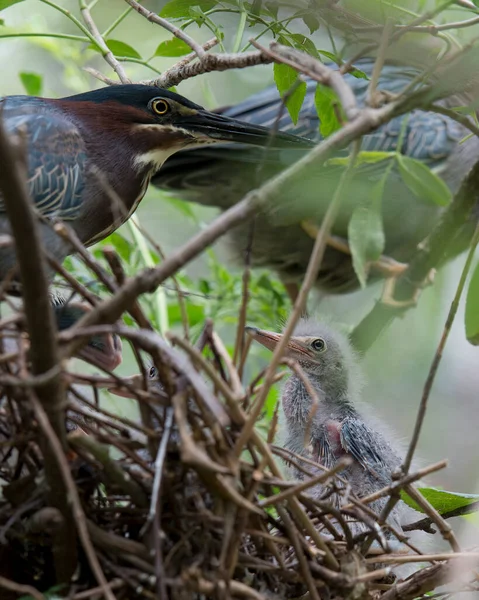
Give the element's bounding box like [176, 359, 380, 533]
[300, 221, 408, 278]
[380, 268, 436, 308]
[283, 282, 300, 304]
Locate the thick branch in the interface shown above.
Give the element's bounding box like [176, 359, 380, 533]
[0, 115, 76, 580]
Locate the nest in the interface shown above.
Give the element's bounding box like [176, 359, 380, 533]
[0, 300, 465, 600]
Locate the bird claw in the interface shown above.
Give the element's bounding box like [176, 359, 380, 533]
[301, 222, 409, 280]
[381, 268, 436, 308]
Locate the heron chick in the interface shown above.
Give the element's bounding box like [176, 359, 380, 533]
[246, 318, 411, 537]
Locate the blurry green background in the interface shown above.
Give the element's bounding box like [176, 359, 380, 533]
[1, 1, 478, 514]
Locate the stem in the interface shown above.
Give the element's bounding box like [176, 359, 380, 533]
[128, 214, 169, 335]
[232, 8, 247, 54]
[39, 0, 101, 49]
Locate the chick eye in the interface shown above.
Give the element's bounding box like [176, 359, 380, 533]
[311, 338, 326, 352]
[152, 98, 170, 115]
[149, 365, 157, 378]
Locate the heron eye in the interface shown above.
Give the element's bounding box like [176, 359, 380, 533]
[311, 338, 326, 352]
[152, 98, 170, 115]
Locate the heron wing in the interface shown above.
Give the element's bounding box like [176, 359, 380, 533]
[0, 110, 87, 221]
[339, 418, 400, 478]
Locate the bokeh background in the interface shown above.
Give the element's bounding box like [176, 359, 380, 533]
[1, 0, 478, 517]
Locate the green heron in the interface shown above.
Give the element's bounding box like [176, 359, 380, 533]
[0, 84, 313, 290]
[154, 59, 478, 300]
[52, 296, 122, 371]
[1, 297, 121, 376]
[246, 319, 412, 537]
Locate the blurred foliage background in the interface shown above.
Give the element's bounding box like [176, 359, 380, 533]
[1, 0, 478, 511]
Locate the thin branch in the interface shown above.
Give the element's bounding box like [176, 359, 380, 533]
[250, 40, 359, 121]
[123, 0, 206, 59]
[0, 576, 45, 600]
[403, 221, 479, 472]
[79, 0, 131, 83]
[405, 500, 479, 532]
[404, 484, 460, 552]
[30, 394, 116, 600]
[148, 49, 273, 89]
[233, 141, 361, 457]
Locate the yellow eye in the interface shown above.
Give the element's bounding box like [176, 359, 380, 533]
[152, 99, 170, 115]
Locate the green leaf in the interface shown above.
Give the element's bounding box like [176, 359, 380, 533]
[104, 39, 141, 59]
[168, 303, 204, 327]
[19, 72, 42, 96]
[314, 84, 341, 138]
[348, 178, 386, 288]
[302, 13, 320, 34]
[396, 155, 451, 207]
[317, 49, 338, 63]
[349, 67, 369, 80]
[0, 0, 24, 9]
[160, 0, 216, 18]
[401, 487, 479, 515]
[154, 37, 191, 57]
[103, 232, 132, 263]
[289, 33, 319, 58]
[465, 261, 479, 345]
[273, 63, 307, 125]
[250, 0, 263, 16]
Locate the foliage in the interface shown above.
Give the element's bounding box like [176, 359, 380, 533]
[402, 487, 479, 516]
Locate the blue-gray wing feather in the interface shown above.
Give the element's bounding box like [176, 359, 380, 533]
[339, 418, 400, 478]
[1, 109, 86, 220]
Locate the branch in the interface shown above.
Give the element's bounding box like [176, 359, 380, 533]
[0, 111, 77, 580]
[404, 500, 479, 532]
[145, 50, 273, 90]
[250, 40, 359, 121]
[123, 0, 206, 59]
[79, 0, 131, 83]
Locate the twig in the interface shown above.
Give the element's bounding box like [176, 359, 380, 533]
[0, 576, 45, 600]
[402, 222, 479, 473]
[79, 0, 131, 83]
[150, 408, 173, 600]
[404, 484, 460, 551]
[250, 40, 359, 121]
[233, 141, 361, 457]
[30, 394, 116, 600]
[258, 458, 351, 507]
[123, 0, 206, 59]
[405, 499, 479, 532]
[144, 50, 273, 89]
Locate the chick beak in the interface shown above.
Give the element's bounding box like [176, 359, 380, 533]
[245, 326, 311, 359]
[107, 373, 146, 398]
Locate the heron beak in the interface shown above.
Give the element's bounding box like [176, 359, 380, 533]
[77, 333, 123, 372]
[180, 110, 315, 149]
[245, 326, 313, 359]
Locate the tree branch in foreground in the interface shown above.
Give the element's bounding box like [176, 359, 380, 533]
[0, 113, 77, 582]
